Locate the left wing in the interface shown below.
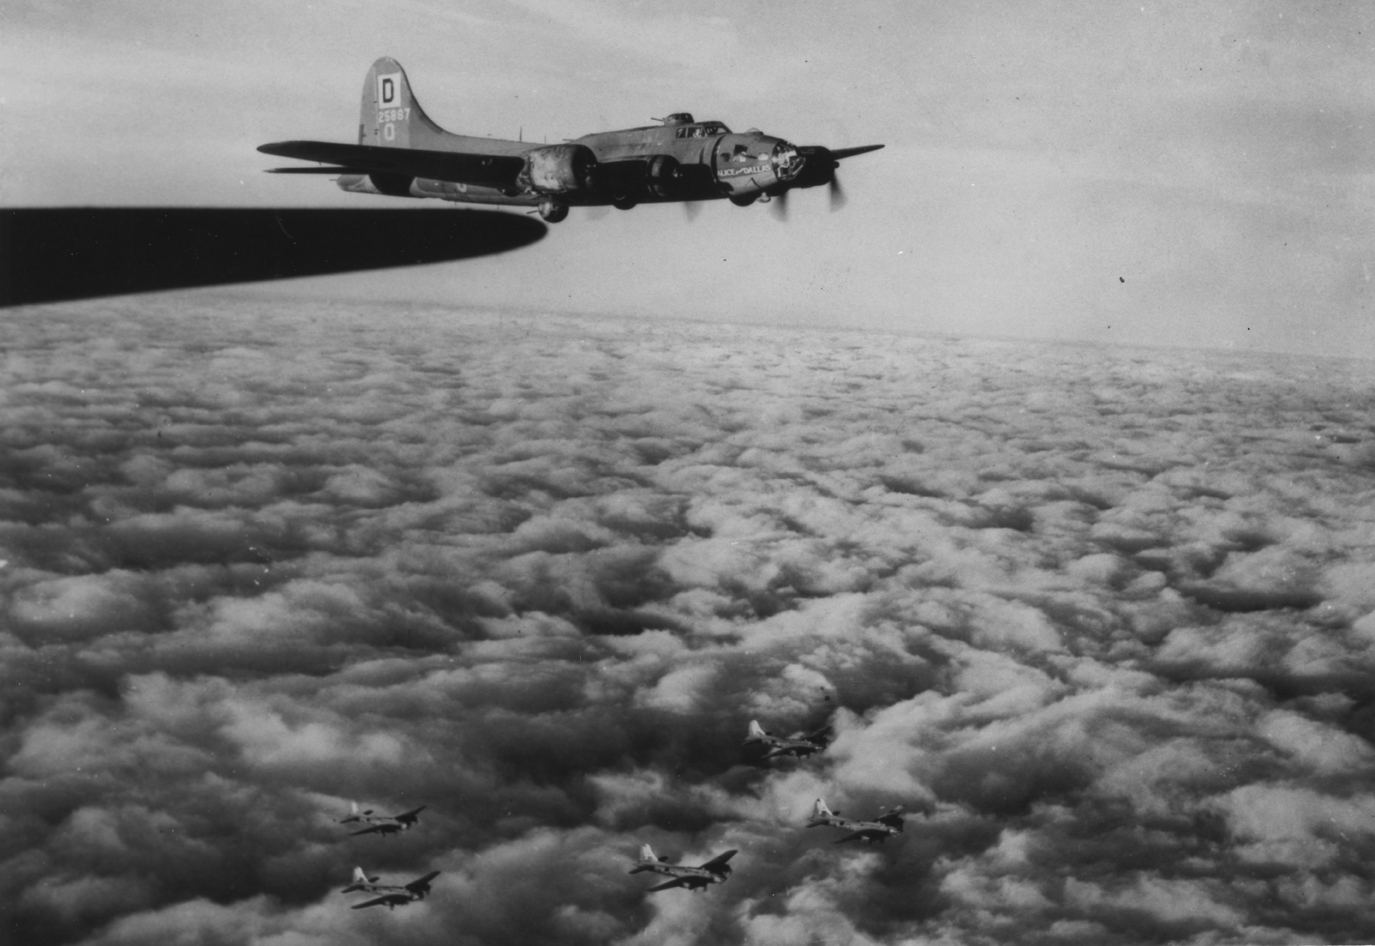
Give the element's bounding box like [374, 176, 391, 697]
[351, 894, 406, 910]
[648, 877, 690, 891]
[349, 824, 386, 836]
[258, 141, 525, 189]
[396, 806, 427, 824]
[833, 830, 870, 844]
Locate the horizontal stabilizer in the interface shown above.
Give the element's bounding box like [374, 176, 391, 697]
[258, 141, 525, 189]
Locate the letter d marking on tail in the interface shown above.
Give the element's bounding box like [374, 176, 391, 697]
[377, 73, 400, 106]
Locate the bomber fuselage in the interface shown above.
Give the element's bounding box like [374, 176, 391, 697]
[339, 113, 802, 210]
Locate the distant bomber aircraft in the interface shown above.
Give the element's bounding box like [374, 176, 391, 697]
[338, 801, 426, 836]
[629, 843, 738, 892]
[344, 868, 441, 910]
[743, 719, 829, 760]
[259, 57, 883, 222]
[806, 799, 905, 844]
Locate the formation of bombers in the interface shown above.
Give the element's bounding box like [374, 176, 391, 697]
[624, 719, 909, 894]
[334, 804, 441, 911]
[337, 718, 908, 911]
[260, 57, 883, 222]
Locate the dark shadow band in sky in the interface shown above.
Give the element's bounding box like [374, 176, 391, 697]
[0, 207, 547, 306]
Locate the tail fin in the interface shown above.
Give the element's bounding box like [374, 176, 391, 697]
[359, 57, 450, 149]
[628, 843, 658, 873]
[808, 799, 836, 826]
[745, 720, 767, 742]
[343, 865, 376, 893]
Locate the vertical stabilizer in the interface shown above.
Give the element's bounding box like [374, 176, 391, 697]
[359, 57, 450, 149]
[746, 720, 767, 742]
[628, 842, 659, 873]
[352, 867, 368, 884]
[808, 799, 837, 826]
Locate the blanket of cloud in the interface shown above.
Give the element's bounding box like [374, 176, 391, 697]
[4, 295, 1375, 945]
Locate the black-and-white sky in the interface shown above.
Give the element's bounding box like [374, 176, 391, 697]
[4, 1, 1375, 356]
[5, 298, 1375, 944]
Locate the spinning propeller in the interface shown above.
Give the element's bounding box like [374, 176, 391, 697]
[766, 143, 880, 219]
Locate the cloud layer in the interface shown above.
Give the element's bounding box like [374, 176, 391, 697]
[4, 296, 1375, 943]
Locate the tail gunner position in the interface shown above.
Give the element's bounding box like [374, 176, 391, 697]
[259, 58, 883, 222]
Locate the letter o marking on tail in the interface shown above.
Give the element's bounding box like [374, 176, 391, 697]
[384, 123, 396, 141]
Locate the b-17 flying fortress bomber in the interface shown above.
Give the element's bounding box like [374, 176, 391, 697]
[338, 801, 427, 837]
[807, 798, 906, 844]
[743, 719, 830, 761]
[629, 843, 738, 892]
[342, 867, 441, 910]
[259, 57, 883, 222]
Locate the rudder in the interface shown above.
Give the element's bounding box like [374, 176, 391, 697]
[359, 57, 448, 148]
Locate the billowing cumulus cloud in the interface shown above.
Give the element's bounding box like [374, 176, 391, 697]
[4, 294, 1375, 943]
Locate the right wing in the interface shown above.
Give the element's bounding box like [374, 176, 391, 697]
[258, 141, 526, 189]
[698, 850, 738, 872]
[405, 871, 441, 894]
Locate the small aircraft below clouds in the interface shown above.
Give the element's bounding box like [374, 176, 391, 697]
[344, 868, 440, 910]
[629, 843, 737, 892]
[338, 802, 426, 836]
[806, 799, 905, 845]
[743, 719, 829, 760]
[259, 57, 883, 223]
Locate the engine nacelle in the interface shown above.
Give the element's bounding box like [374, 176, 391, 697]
[518, 144, 597, 195]
[645, 154, 682, 199]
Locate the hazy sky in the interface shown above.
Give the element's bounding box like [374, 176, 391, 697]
[4, 1, 1375, 356]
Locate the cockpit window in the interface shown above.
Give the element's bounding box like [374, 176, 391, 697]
[675, 123, 729, 138]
